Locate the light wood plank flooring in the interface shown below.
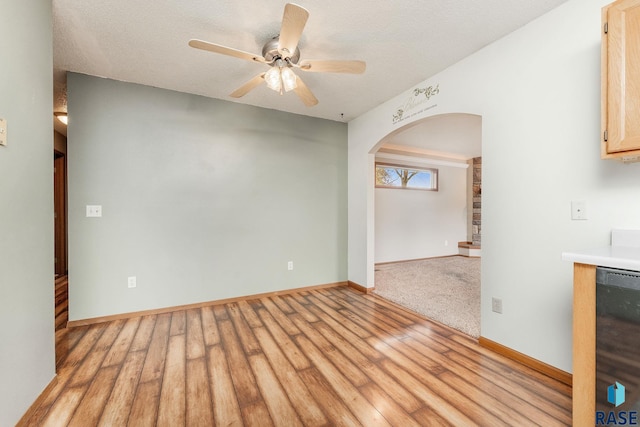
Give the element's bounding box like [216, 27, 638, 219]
[54, 275, 68, 332]
[21, 286, 571, 426]
[54, 276, 70, 368]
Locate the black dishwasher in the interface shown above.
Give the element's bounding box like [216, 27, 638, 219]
[596, 266, 640, 415]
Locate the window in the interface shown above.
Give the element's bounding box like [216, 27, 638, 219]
[375, 162, 438, 191]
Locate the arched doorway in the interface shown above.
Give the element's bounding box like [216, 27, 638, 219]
[370, 113, 482, 337]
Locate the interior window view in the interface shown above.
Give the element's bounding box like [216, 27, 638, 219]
[375, 163, 439, 190]
[5, 0, 640, 426]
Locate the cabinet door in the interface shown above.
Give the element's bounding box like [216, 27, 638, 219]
[602, 0, 640, 158]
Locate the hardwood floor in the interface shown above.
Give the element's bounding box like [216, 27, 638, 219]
[54, 275, 68, 332]
[54, 276, 69, 368]
[21, 286, 571, 426]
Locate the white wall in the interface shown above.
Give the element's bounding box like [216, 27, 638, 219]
[0, 2, 55, 425]
[375, 162, 467, 263]
[67, 73, 347, 321]
[349, 0, 640, 372]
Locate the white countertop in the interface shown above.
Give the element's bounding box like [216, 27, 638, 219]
[562, 246, 640, 271]
[562, 229, 640, 271]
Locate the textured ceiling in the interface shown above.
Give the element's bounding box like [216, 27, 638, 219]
[380, 113, 482, 160]
[52, 0, 569, 131]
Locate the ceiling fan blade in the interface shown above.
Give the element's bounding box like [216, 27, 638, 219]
[230, 73, 266, 98]
[293, 76, 318, 107]
[188, 39, 265, 63]
[278, 3, 309, 57]
[299, 60, 366, 74]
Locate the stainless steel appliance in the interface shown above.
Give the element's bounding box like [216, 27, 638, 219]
[596, 266, 640, 412]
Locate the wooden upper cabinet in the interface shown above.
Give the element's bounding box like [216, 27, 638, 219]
[602, 0, 640, 161]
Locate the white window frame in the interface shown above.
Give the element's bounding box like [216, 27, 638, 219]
[375, 162, 439, 191]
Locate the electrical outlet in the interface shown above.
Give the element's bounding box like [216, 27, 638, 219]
[287, 261, 293, 271]
[444, 240, 449, 246]
[492, 297, 503, 314]
[128, 276, 137, 288]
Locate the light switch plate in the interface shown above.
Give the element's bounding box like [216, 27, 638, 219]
[0, 118, 7, 146]
[86, 205, 102, 217]
[571, 201, 587, 220]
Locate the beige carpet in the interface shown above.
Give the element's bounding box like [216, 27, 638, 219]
[374, 256, 480, 338]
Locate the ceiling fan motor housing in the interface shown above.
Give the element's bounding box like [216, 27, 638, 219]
[262, 37, 300, 65]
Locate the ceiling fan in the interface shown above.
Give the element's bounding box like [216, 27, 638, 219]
[188, 3, 366, 107]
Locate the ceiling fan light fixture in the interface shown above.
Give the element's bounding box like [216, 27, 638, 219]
[281, 67, 297, 92]
[264, 66, 282, 92]
[54, 111, 68, 125]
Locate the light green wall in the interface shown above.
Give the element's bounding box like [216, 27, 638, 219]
[0, 1, 55, 425]
[67, 73, 347, 321]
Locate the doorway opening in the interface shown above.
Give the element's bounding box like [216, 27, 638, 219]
[54, 131, 69, 368]
[371, 113, 482, 337]
[54, 151, 67, 278]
